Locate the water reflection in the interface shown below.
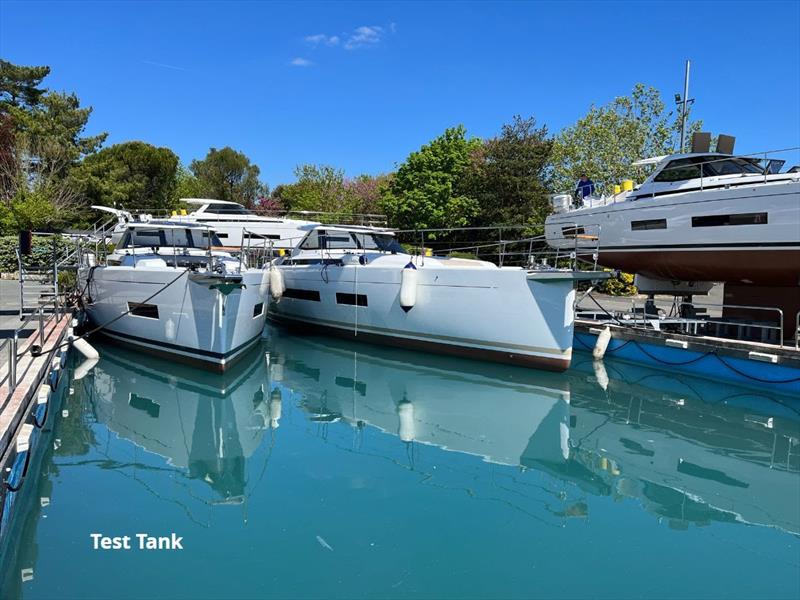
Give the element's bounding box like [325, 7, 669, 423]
[270, 331, 800, 535]
[87, 344, 278, 505]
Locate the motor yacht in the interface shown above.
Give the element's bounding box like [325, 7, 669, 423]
[92, 199, 318, 250]
[545, 150, 800, 288]
[268, 225, 604, 372]
[176, 198, 319, 249]
[78, 221, 270, 370]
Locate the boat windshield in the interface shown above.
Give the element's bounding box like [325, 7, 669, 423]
[118, 227, 222, 249]
[654, 156, 764, 182]
[299, 230, 406, 253]
[202, 204, 253, 215]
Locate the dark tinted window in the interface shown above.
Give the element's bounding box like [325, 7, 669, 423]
[631, 219, 667, 231]
[654, 158, 702, 182]
[283, 288, 321, 301]
[128, 302, 159, 319]
[336, 293, 368, 306]
[204, 204, 252, 215]
[692, 212, 768, 227]
[253, 302, 264, 317]
[702, 158, 762, 176]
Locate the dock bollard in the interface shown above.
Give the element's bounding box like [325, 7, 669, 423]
[592, 326, 611, 360]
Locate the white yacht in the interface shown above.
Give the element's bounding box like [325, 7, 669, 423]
[93, 199, 318, 250]
[545, 150, 800, 288]
[177, 198, 318, 249]
[268, 225, 604, 372]
[78, 221, 270, 371]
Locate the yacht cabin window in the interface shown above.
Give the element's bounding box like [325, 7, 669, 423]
[119, 228, 222, 249]
[202, 204, 252, 215]
[654, 156, 763, 182]
[299, 230, 405, 253]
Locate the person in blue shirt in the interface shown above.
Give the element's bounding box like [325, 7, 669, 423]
[575, 175, 596, 200]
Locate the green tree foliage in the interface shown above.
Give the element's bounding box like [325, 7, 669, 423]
[280, 164, 350, 213]
[551, 84, 701, 194]
[465, 115, 553, 226]
[190, 147, 266, 207]
[381, 126, 481, 233]
[71, 141, 179, 213]
[0, 59, 50, 110]
[0, 60, 106, 232]
[173, 164, 204, 202]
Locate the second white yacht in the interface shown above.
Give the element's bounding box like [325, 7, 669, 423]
[268, 225, 604, 372]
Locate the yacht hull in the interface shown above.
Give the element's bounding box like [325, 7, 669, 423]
[269, 261, 578, 372]
[80, 267, 269, 371]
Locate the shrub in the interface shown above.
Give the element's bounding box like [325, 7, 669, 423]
[598, 270, 638, 296]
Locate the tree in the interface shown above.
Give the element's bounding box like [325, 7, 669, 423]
[72, 141, 179, 212]
[173, 164, 204, 202]
[551, 84, 701, 195]
[279, 164, 350, 214]
[0, 59, 50, 111]
[0, 60, 106, 232]
[465, 115, 553, 227]
[190, 147, 266, 207]
[380, 126, 481, 233]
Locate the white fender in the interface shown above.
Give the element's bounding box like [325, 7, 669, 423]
[399, 264, 418, 312]
[270, 266, 284, 300]
[269, 389, 282, 429]
[73, 337, 100, 360]
[592, 326, 611, 360]
[398, 402, 415, 442]
[592, 359, 609, 391]
[73, 356, 99, 381]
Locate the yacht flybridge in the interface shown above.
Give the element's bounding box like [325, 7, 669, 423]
[78, 221, 269, 370]
[176, 198, 319, 249]
[268, 225, 606, 372]
[545, 150, 800, 288]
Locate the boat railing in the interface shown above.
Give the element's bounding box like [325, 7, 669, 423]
[795, 310, 800, 349]
[0, 298, 67, 402]
[393, 223, 602, 272]
[619, 297, 790, 347]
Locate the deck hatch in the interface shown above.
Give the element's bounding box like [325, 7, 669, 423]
[691, 212, 768, 227]
[283, 288, 321, 302]
[336, 292, 368, 307]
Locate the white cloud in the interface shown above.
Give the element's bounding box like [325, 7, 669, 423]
[344, 25, 384, 50]
[305, 33, 340, 47]
[290, 57, 314, 67]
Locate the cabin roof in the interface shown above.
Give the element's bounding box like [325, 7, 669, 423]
[181, 198, 241, 206]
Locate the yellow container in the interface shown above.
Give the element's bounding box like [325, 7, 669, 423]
[180, 209, 187, 216]
[277, 249, 286, 257]
[424, 248, 433, 257]
[614, 184, 621, 194]
[171, 210, 177, 216]
[622, 180, 634, 192]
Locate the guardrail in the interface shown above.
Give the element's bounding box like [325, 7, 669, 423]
[1, 299, 67, 400]
[610, 297, 790, 347]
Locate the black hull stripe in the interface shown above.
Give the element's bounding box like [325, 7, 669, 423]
[96, 328, 264, 360]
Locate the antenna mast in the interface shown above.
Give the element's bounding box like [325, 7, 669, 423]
[678, 60, 691, 152]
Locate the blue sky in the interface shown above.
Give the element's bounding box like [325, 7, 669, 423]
[1, 1, 799, 185]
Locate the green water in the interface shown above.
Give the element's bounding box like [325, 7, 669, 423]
[1, 326, 799, 599]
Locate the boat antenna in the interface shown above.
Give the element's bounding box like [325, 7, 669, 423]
[675, 60, 694, 152]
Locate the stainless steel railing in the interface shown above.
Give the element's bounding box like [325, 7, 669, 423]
[1, 299, 67, 400]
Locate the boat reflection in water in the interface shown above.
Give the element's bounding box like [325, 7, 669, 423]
[268, 330, 800, 535]
[88, 342, 280, 505]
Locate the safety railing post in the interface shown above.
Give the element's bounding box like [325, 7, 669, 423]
[9, 333, 17, 391]
[38, 308, 44, 348]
